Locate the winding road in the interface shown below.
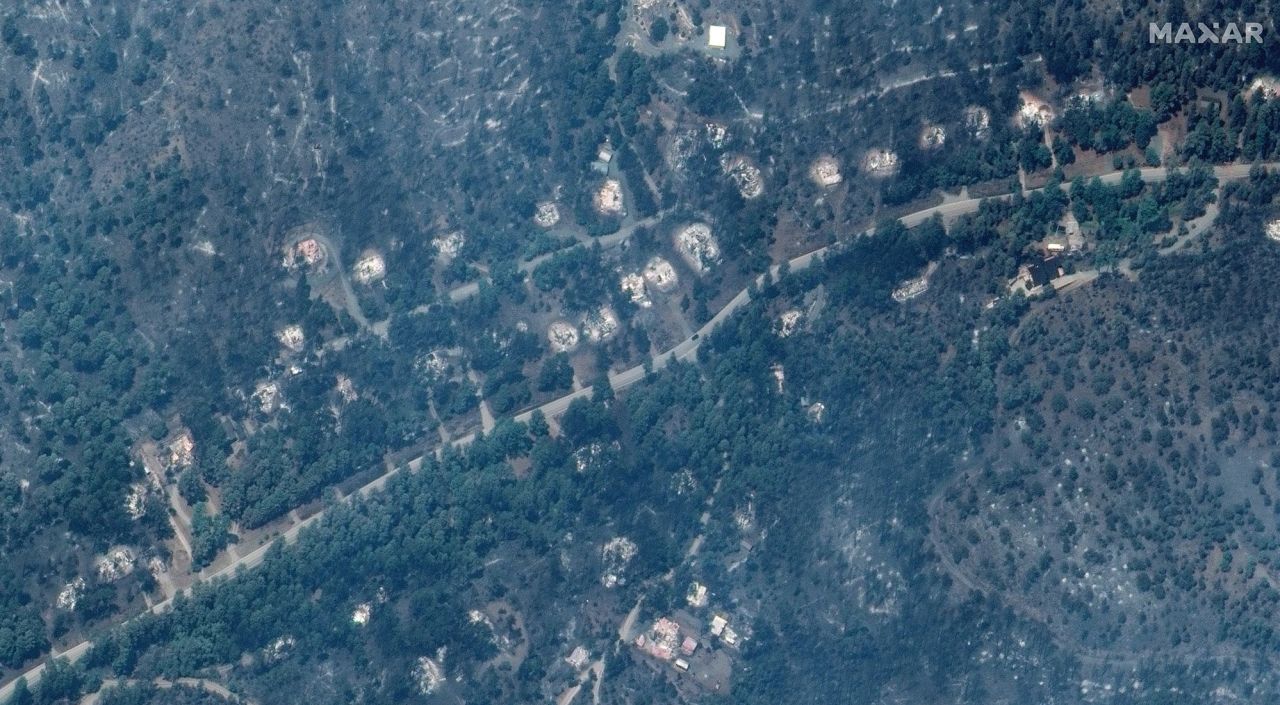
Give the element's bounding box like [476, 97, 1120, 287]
[1, 161, 1274, 703]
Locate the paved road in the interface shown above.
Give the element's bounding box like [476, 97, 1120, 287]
[2, 161, 1273, 703]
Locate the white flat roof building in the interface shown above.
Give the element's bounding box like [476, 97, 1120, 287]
[708, 25, 727, 48]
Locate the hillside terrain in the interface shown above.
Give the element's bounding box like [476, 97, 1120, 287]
[3, 0, 1280, 704]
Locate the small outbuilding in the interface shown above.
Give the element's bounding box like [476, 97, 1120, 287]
[708, 25, 727, 48]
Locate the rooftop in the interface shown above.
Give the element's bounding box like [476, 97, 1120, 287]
[565, 645, 590, 670]
[708, 25, 727, 48]
[1028, 257, 1062, 287]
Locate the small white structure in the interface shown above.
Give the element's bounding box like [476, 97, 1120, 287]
[534, 202, 561, 228]
[1015, 92, 1055, 129]
[708, 25, 727, 48]
[594, 179, 625, 215]
[777, 309, 802, 337]
[146, 556, 167, 582]
[335, 374, 358, 403]
[1073, 89, 1105, 106]
[352, 603, 372, 626]
[642, 256, 679, 291]
[264, 636, 296, 662]
[809, 156, 842, 187]
[416, 350, 450, 379]
[96, 547, 135, 582]
[414, 656, 446, 695]
[124, 483, 148, 520]
[56, 578, 85, 611]
[665, 129, 700, 175]
[169, 430, 195, 468]
[708, 613, 743, 647]
[710, 614, 728, 636]
[1249, 76, 1280, 99]
[603, 536, 638, 563]
[894, 262, 938, 302]
[570, 445, 599, 470]
[861, 149, 900, 178]
[353, 251, 386, 284]
[620, 273, 652, 308]
[807, 402, 826, 423]
[687, 581, 709, 608]
[602, 536, 638, 587]
[277, 324, 305, 353]
[1059, 212, 1086, 252]
[1266, 219, 1280, 242]
[721, 154, 764, 199]
[254, 381, 281, 413]
[675, 224, 721, 273]
[636, 617, 682, 661]
[705, 122, 728, 148]
[771, 363, 785, 394]
[431, 232, 466, 261]
[919, 124, 946, 150]
[547, 321, 580, 352]
[892, 278, 929, 302]
[565, 646, 591, 670]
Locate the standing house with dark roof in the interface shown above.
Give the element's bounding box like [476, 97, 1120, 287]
[1028, 256, 1062, 288]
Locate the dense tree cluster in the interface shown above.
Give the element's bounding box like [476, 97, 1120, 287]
[7, 0, 1280, 700]
[1058, 99, 1158, 154]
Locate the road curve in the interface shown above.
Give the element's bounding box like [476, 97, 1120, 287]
[2, 161, 1274, 703]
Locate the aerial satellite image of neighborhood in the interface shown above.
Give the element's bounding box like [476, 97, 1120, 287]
[1, 1, 1280, 703]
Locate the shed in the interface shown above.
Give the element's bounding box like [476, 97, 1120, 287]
[708, 25, 727, 48]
